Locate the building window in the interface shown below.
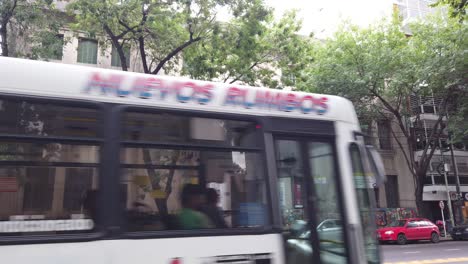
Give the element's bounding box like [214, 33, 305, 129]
[360, 121, 374, 146]
[77, 38, 98, 64]
[377, 120, 392, 150]
[111, 45, 130, 68]
[385, 175, 399, 208]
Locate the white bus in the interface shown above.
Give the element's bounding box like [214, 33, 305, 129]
[0, 57, 384, 264]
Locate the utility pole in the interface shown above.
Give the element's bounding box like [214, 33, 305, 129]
[448, 132, 463, 225]
[439, 139, 455, 228]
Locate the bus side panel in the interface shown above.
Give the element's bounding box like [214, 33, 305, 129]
[1, 234, 284, 264]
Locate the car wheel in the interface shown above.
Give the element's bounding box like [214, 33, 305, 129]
[397, 234, 407, 245]
[431, 232, 440, 243]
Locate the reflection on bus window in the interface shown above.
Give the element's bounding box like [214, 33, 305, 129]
[0, 99, 99, 138]
[0, 99, 101, 236]
[120, 112, 268, 231]
[274, 140, 312, 264]
[123, 112, 259, 148]
[308, 142, 347, 264]
[350, 144, 379, 264]
[275, 139, 348, 264]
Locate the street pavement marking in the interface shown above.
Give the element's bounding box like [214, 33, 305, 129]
[384, 257, 468, 264]
[444, 248, 461, 251]
[403, 251, 421, 254]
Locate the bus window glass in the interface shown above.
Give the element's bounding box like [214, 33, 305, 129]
[350, 143, 379, 264]
[121, 112, 268, 231]
[123, 112, 259, 148]
[0, 142, 99, 163]
[275, 140, 307, 228]
[308, 142, 346, 264]
[0, 99, 101, 236]
[274, 140, 312, 264]
[0, 99, 100, 138]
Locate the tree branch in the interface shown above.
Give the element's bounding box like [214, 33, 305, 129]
[2, 0, 18, 23]
[103, 24, 129, 71]
[418, 96, 448, 169]
[228, 61, 261, 84]
[136, 5, 150, 73]
[369, 89, 410, 139]
[0, 0, 18, 56]
[420, 113, 446, 171]
[389, 124, 416, 176]
[151, 36, 202, 75]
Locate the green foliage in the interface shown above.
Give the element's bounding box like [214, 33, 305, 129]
[0, 0, 63, 58]
[408, 13, 467, 142]
[432, 0, 467, 21]
[305, 15, 412, 119]
[305, 12, 467, 214]
[307, 12, 467, 129]
[68, 0, 248, 74]
[182, 7, 312, 87]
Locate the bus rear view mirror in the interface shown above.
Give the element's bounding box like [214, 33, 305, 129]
[366, 145, 386, 187]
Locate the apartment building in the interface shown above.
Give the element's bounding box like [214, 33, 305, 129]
[410, 94, 468, 222]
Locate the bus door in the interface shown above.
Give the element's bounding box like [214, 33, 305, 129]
[273, 137, 348, 264]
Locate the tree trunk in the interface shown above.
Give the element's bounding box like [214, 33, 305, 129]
[114, 42, 128, 72]
[103, 24, 128, 72]
[0, 22, 8, 56]
[141, 149, 178, 217]
[414, 170, 431, 218]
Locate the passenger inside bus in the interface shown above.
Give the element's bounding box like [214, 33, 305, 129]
[201, 188, 228, 228]
[178, 184, 213, 229]
[120, 112, 268, 232]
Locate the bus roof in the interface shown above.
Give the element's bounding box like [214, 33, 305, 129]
[0, 57, 359, 124]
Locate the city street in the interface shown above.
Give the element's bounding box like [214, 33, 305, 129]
[382, 240, 468, 264]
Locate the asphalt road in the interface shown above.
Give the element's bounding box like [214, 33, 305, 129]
[381, 240, 468, 264]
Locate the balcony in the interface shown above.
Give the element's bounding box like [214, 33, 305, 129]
[424, 175, 468, 185]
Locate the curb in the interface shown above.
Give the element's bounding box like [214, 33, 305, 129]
[440, 235, 453, 242]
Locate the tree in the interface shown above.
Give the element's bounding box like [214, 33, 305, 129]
[182, 8, 312, 88]
[68, 0, 255, 74]
[432, 0, 467, 21]
[304, 13, 467, 216]
[0, 0, 62, 58]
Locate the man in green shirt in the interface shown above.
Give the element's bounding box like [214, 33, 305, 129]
[178, 184, 213, 229]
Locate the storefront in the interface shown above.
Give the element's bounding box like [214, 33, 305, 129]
[463, 192, 468, 223]
[422, 186, 468, 223]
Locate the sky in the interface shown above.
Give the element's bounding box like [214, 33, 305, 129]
[266, 0, 394, 38]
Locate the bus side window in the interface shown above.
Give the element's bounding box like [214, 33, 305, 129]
[0, 99, 101, 236]
[120, 111, 269, 232]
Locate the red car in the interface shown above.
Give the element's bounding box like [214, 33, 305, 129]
[377, 218, 440, 245]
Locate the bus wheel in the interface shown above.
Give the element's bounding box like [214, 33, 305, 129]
[397, 234, 407, 245]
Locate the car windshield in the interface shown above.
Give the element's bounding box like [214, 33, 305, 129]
[388, 220, 406, 227]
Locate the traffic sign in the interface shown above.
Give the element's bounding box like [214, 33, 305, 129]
[439, 201, 444, 209]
